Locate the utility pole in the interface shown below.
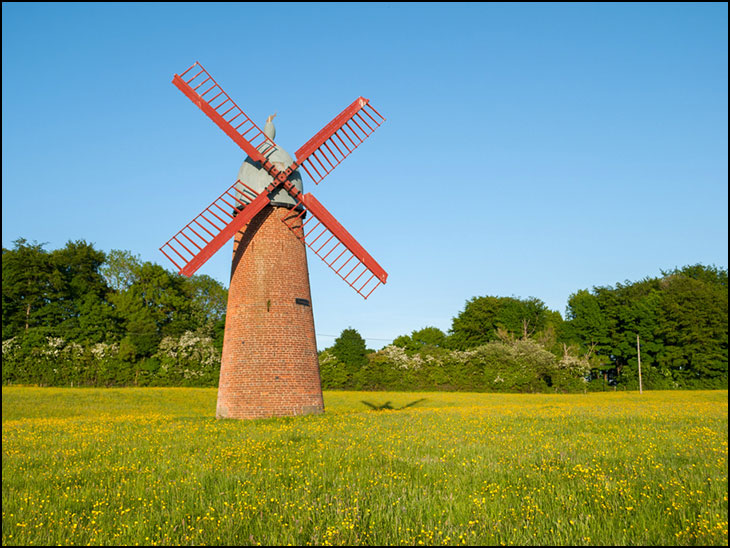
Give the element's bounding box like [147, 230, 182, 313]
[637, 334, 643, 394]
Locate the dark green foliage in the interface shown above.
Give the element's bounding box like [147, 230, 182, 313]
[322, 266, 726, 393]
[323, 339, 587, 393]
[2, 239, 62, 338]
[317, 349, 350, 389]
[2, 239, 228, 387]
[109, 262, 197, 357]
[330, 327, 368, 374]
[564, 264, 728, 389]
[448, 296, 553, 349]
[99, 249, 142, 293]
[655, 267, 728, 386]
[392, 326, 447, 353]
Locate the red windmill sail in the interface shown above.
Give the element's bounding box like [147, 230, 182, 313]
[295, 97, 386, 185]
[160, 180, 268, 277]
[281, 193, 388, 299]
[172, 62, 276, 163]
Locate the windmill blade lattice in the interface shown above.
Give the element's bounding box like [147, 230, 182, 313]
[295, 97, 385, 185]
[281, 193, 388, 299]
[173, 62, 276, 163]
[160, 181, 269, 277]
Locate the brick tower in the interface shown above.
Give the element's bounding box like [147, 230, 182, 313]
[216, 206, 324, 419]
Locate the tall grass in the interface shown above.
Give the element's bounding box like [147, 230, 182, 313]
[2, 388, 727, 545]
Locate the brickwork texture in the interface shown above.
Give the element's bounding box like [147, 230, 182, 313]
[216, 205, 325, 419]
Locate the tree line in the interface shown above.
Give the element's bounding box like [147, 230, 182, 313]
[326, 264, 727, 391]
[2, 239, 227, 386]
[2, 238, 727, 391]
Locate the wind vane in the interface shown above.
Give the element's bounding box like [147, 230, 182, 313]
[159, 61, 388, 419]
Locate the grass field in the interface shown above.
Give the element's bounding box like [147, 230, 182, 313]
[2, 388, 727, 546]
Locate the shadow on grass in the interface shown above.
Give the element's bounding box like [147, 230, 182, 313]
[361, 398, 427, 411]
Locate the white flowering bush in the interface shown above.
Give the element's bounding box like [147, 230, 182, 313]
[153, 331, 220, 386]
[1, 328, 224, 387]
[2, 337, 21, 384]
[377, 345, 424, 370]
[1, 332, 123, 386]
[318, 349, 349, 389]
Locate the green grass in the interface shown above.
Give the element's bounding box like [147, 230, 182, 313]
[2, 388, 727, 545]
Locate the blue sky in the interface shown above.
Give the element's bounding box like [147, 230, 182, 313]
[3, 2, 728, 349]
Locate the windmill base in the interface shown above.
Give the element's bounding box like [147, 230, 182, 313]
[216, 205, 324, 419]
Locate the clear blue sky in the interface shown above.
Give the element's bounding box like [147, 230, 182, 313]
[3, 2, 727, 349]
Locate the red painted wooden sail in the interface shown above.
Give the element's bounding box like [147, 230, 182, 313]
[280, 193, 387, 299]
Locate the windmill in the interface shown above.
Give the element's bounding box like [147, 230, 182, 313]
[159, 62, 388, 419]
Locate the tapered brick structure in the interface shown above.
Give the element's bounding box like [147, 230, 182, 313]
[216, 205, 324, 419]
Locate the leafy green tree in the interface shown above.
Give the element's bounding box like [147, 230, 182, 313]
[75, 293, 122, 344]
[330, 327, 368, 377]
[563, 289, 609, 347]
[2, 239, 120, 344]
[2, 239, 62, 338]
[102, 251, 226, 334]
[186, 273, 228, 333]
[108, 262, 196, 358]
[50, 240, 115, 342]
[393, 326, 447, 353]
[448, 296, 551, 349]
[100, 249, 142, 293]
[656, 267, 728, 386]
[663, 264, 728, 287]
[565, 279, 663, 386]
[52, 240, 108, 300]
[564, 265, 728, 389]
